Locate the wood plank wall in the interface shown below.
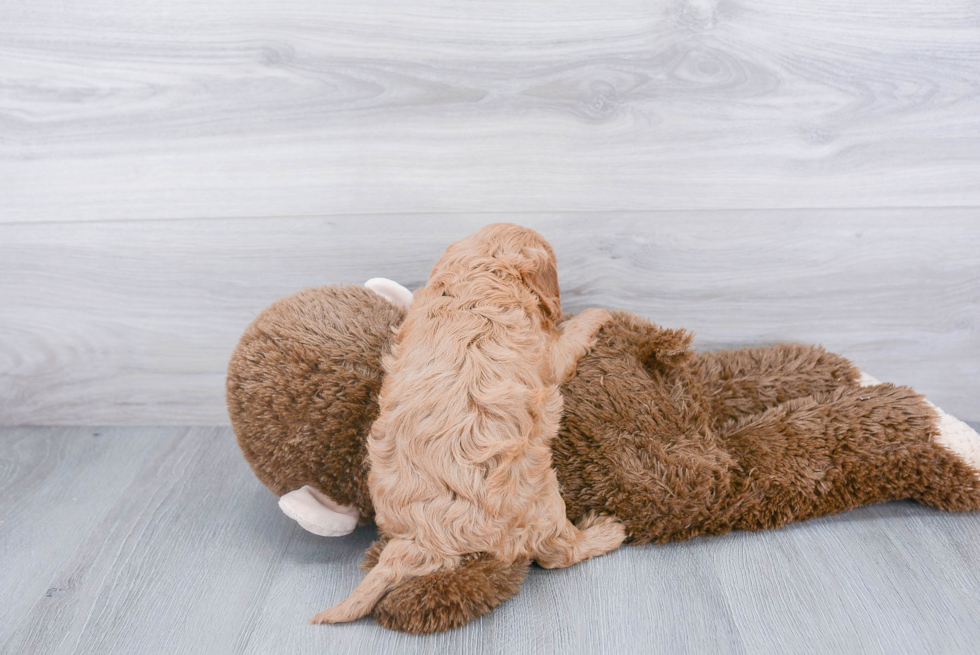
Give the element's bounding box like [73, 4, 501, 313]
[1, 0, 978, 424]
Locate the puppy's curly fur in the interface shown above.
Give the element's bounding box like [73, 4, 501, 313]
[310, 223, 625, 624]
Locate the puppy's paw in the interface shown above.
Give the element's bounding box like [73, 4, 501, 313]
[577, 512, 626, 556]
[552, 308, 615, 383]
[575, 308, 613, 336]
[573, 308, 614, 353]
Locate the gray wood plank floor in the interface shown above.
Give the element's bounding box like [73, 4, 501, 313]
[4, 426, 980, 655]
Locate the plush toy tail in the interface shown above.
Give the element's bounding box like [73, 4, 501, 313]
[310, 538, 440, 624]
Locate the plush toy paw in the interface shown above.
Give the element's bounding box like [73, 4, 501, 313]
[930, 405, 980, 477]
[278, 486, 360, 537]
[857, 370, 882, 387]
[859, 369, 980, 480]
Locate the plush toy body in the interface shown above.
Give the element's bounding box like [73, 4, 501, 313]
[227, 282, 980, 633]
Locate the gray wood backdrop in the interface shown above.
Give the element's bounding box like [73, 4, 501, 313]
[1, 0, 978, 425]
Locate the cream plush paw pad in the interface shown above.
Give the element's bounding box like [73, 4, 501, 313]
[857, 371, 882, 388]
[929, 405, 980, 473]
[859, 370, 980, 476]
[279, 485, 360, 537]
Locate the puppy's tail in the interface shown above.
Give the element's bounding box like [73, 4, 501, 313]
[310, 538, 439, 624]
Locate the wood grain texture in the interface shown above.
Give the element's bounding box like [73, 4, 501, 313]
[3, 426, 980, 654]
[2, 0, 980, 221]
[0, 428, 169, 640]
[1, 213, 977, 425]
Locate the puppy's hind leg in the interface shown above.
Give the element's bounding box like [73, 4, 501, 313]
[534, 512, 626, 569]
[310, 538, 441, 624]
[551, 308, 613, 384]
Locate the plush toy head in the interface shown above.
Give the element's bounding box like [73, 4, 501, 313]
[226, 285, 404, 525]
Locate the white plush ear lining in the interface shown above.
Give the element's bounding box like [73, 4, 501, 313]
[278, 485, 360, 537]
[365, 278, 413, 311]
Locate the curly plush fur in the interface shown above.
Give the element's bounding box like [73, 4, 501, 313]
[227, 287, 980, 633]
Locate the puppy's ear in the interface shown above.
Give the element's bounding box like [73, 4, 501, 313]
[522, 247, 561, 323]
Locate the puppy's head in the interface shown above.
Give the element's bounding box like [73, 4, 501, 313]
[438, 223, 560, 324]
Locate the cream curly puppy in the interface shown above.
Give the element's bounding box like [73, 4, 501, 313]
[311, 223, 625, 624]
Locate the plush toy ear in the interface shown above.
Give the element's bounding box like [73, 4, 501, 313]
[278, 486, 360, 537]
[365, 278, 413, 311]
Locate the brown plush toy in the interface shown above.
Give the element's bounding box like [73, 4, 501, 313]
[226, 280, 980, 634]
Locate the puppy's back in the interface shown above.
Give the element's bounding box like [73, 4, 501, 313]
[369, 273, 562, 554]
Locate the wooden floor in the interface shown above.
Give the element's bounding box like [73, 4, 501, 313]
[4, 425, 980, 655]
